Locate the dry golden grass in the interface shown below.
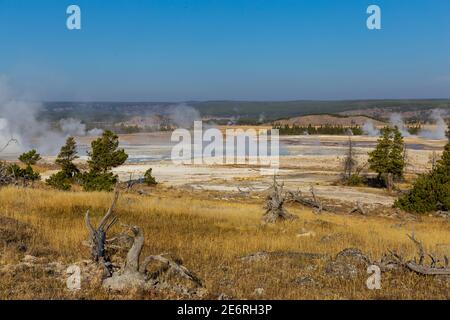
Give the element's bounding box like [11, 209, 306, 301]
[0, 186, 448, 300]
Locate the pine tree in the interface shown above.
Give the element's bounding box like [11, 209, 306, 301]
[46, 137, 80, 190]
[83, 130, 128, 191]
[55, 136, 79, 177]
[16, 149, 41, 182]
[87, 130, 128, 173]
[395, 125, 449, 213]
[19, 149, 41, 166]
[368, 126, 406, 191]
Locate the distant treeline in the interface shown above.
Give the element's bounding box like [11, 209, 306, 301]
[274, 124, 363, 135]
[41, 100, 450, 124]
[85, 124, 174, 134]
[406, 124, 422, 135]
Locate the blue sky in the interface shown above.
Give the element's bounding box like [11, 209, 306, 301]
[1, 0, 449, 101]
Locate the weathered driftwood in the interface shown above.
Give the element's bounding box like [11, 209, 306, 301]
[287, 185, 334, 214]
[388, 233, 450, 276]
[262, 176, 297, 223]
[103, 225, 203, 294]
[84, 186, 203, 294]
[237, 185, 254, 196]
[348, 201, 367, 215]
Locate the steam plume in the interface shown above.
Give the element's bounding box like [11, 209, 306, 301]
[418, 109, 448, 140]
[0, 76, 101, 156]
[362, 121, 380, 136]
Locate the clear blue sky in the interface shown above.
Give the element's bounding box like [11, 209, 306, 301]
[1, 0, 449, 101]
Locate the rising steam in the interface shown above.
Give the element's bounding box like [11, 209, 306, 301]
[362, 121, 380, 137]
[362, 109, 448, 140]
[389, 113, 411, 137]
[0, 77, 101, 156]
[418, 109, 448, 140]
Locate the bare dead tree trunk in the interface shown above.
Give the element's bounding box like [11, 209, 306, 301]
[85, 184, 120, 276]
[83, 185, 203, 295]
[343, 135, 356, 180]
[429, 151, 438, 170]
[262, 175, 297, 223]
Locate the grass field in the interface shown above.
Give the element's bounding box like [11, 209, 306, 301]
[0, 185, 448, 300]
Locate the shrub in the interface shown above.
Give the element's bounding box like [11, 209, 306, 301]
[46, 171, 72, 191]
[81, 171, 117, 192]
[144, 168, 157, 186]
[345, 174, 363, 186]
[8, 163, 40, 182]
[395, 143, 449, 213]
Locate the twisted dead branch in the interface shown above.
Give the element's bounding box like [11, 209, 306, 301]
[287, 185, 334, 214]
[84, 184, 120, 276]
[0, 138, 19, 153]
[348, 201, 367, 215]
[388, 233, 450, 276]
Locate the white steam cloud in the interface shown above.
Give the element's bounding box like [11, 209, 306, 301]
[59, 118, 103, 137]
[362, 121, 380, 137]
[167, 103, 201, 128]
[418, 109, 448, 140]
[0, 77, 101, 156]
[389, 113, 411, 137]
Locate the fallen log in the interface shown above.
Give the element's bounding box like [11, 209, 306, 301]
[388, 233, 450, 276]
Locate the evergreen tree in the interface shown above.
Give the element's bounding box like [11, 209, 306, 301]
[16, 149, 41, 182]
[83, 130, 128, 191]
[87, 130, 128, 173]
[46, 137, 79, 190]
[55, 136, 79, 177]
[368, 126, 406, 191]
[19, 149, 41, 166]
[395, 125, 450, 213]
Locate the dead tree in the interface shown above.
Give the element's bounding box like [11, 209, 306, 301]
[429, 151, 439, 171]
[103, 225, 203, 294]
[85, 184, 120, 276]
[0, 138, 20, 186]
[0, 138, 19, 153]
[262, 176, 297, 223]
[125, 172, 145, 191]
[388, 234, 450, 276]
[287, 185, 333, 214]
[0, 162, 15, 186]
[342, 135, 357, 180]
[348, 201, 367, 215]
[84, 185, 203, 294]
